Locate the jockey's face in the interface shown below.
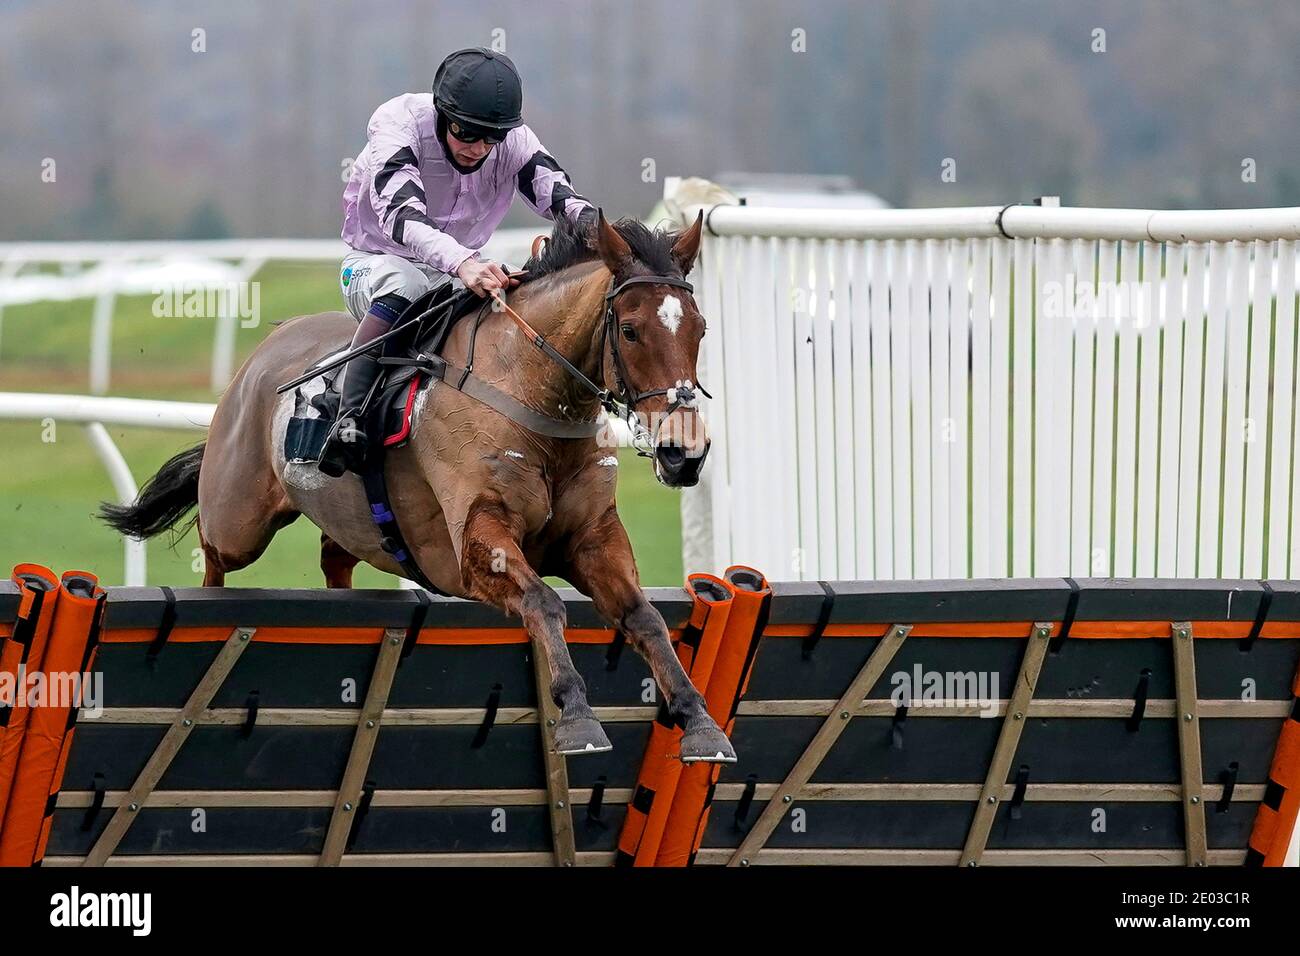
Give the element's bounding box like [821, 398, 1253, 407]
[445, 128, 496, 166]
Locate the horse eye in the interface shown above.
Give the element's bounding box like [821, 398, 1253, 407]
[620, 324, 638, 342]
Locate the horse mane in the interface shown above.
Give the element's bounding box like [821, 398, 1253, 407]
[518, 214, 684, 285]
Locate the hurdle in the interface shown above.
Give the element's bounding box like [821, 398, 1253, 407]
[1, 567, 1296, 867]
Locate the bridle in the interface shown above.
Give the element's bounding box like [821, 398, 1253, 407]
[489, 272, 710, 455]
[599, 274, 712, 452]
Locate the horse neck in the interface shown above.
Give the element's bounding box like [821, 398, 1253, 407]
[498, 263, 611, 418]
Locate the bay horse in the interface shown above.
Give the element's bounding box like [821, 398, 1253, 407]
[100, 211, 735, 762]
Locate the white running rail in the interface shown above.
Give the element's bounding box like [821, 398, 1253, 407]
[0, 392, 214, 586]
[0, 231, 540, 396]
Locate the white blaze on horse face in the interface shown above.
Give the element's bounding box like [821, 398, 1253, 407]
[657, 295, 683, 335]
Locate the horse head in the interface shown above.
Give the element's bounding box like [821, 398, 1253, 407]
[593, 209, 710, 487]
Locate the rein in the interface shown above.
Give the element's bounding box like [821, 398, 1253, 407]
[487, 272, 710, 453]
[280, 260, 712, 451]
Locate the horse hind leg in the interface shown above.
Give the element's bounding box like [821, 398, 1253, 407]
[200, 523, 226, 587]
[320, 533, 360, 588]
[196, 492, 299, 587]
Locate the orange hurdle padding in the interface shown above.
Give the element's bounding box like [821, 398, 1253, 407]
[0, 571, 105, 866]
[0, 565, 61, 828]
[1245, 661, 1300, 866]
[656, 565, 770, 867]
[31, 584, 106, 865]
[615, 574, 733, 866]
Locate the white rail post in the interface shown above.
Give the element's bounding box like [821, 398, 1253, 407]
[211, 297, 237, 395]
[82, 421, 146, 586]
[0, 255, 29, 363]
[210, 256, 266, 393]
[89, 262, 119, 395]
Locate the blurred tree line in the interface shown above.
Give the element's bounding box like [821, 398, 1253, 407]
[1, 0, 1297, 241]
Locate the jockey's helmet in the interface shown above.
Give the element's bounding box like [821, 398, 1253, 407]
[432, 48, 524, 141]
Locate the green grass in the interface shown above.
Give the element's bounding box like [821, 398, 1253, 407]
[0, 263, 683, 588]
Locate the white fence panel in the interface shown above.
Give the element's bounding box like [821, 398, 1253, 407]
[1156, 243, 1185, 578]
[680, 194, 1300, 581]
[1244, 240, 1274, 577]
[1135, 240, 1161, 578]
[868, 240, 895, 578]
[830, 240, 857, 578]
[1274, 241, 1299, 577]
[970, 239, 993, 576]
[849, 241, 875, 580]
[1069, 239, 1096, 577]
[947, 239, 971, 578]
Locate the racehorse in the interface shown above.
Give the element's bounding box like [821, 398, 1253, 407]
[100, 211, 736, 762]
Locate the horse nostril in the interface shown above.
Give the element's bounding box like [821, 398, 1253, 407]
[657, 444, 685, 469]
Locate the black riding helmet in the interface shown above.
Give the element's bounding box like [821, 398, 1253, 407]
[432, 48, 523, 139]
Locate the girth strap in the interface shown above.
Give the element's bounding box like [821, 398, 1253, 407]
[391, 353, 604, 440]
[359, 465, 446, 594]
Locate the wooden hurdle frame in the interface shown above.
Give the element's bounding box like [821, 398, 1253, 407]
[1, 573, 1296, 867]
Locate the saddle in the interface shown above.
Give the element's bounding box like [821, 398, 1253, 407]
[283, 283, 487, 465]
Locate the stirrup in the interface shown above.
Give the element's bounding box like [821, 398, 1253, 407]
[317, 411, 369, 477]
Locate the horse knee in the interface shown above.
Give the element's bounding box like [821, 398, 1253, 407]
[622, 598, 665, 638]
[521, 584, 566, 633]
[459, 499, 526, 597]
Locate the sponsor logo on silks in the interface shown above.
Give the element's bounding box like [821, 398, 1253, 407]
[341, 266, 353, 288]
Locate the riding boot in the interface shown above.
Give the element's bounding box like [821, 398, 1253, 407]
[317, 294, 409, 477]
[317, 350, 382, 477]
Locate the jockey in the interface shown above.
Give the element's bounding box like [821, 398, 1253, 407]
[319, 47, 596, 477]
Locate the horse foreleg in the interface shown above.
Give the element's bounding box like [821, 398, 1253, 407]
[320, 533, 360, 588]
[564, 505, 735, 763]
[461, 497, 611, 755]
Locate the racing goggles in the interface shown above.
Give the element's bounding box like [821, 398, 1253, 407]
[446, 119, 505, 146]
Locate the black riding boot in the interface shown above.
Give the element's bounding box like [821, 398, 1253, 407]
[317, 350, 382, 477]
[317, 294, 409, 477]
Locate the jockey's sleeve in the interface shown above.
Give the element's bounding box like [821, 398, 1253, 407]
[512, 126, 594, 225]
[367, 115, 477, 274]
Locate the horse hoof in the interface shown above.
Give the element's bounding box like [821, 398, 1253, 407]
[679, 724, 737, 764]
[553, 716, 613, 756]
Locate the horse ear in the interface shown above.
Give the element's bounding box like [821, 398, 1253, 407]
[670, 210, 704, 275]
[594, 208, 632, 274]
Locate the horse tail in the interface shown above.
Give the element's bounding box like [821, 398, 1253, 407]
[98, 442, 205, 540]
